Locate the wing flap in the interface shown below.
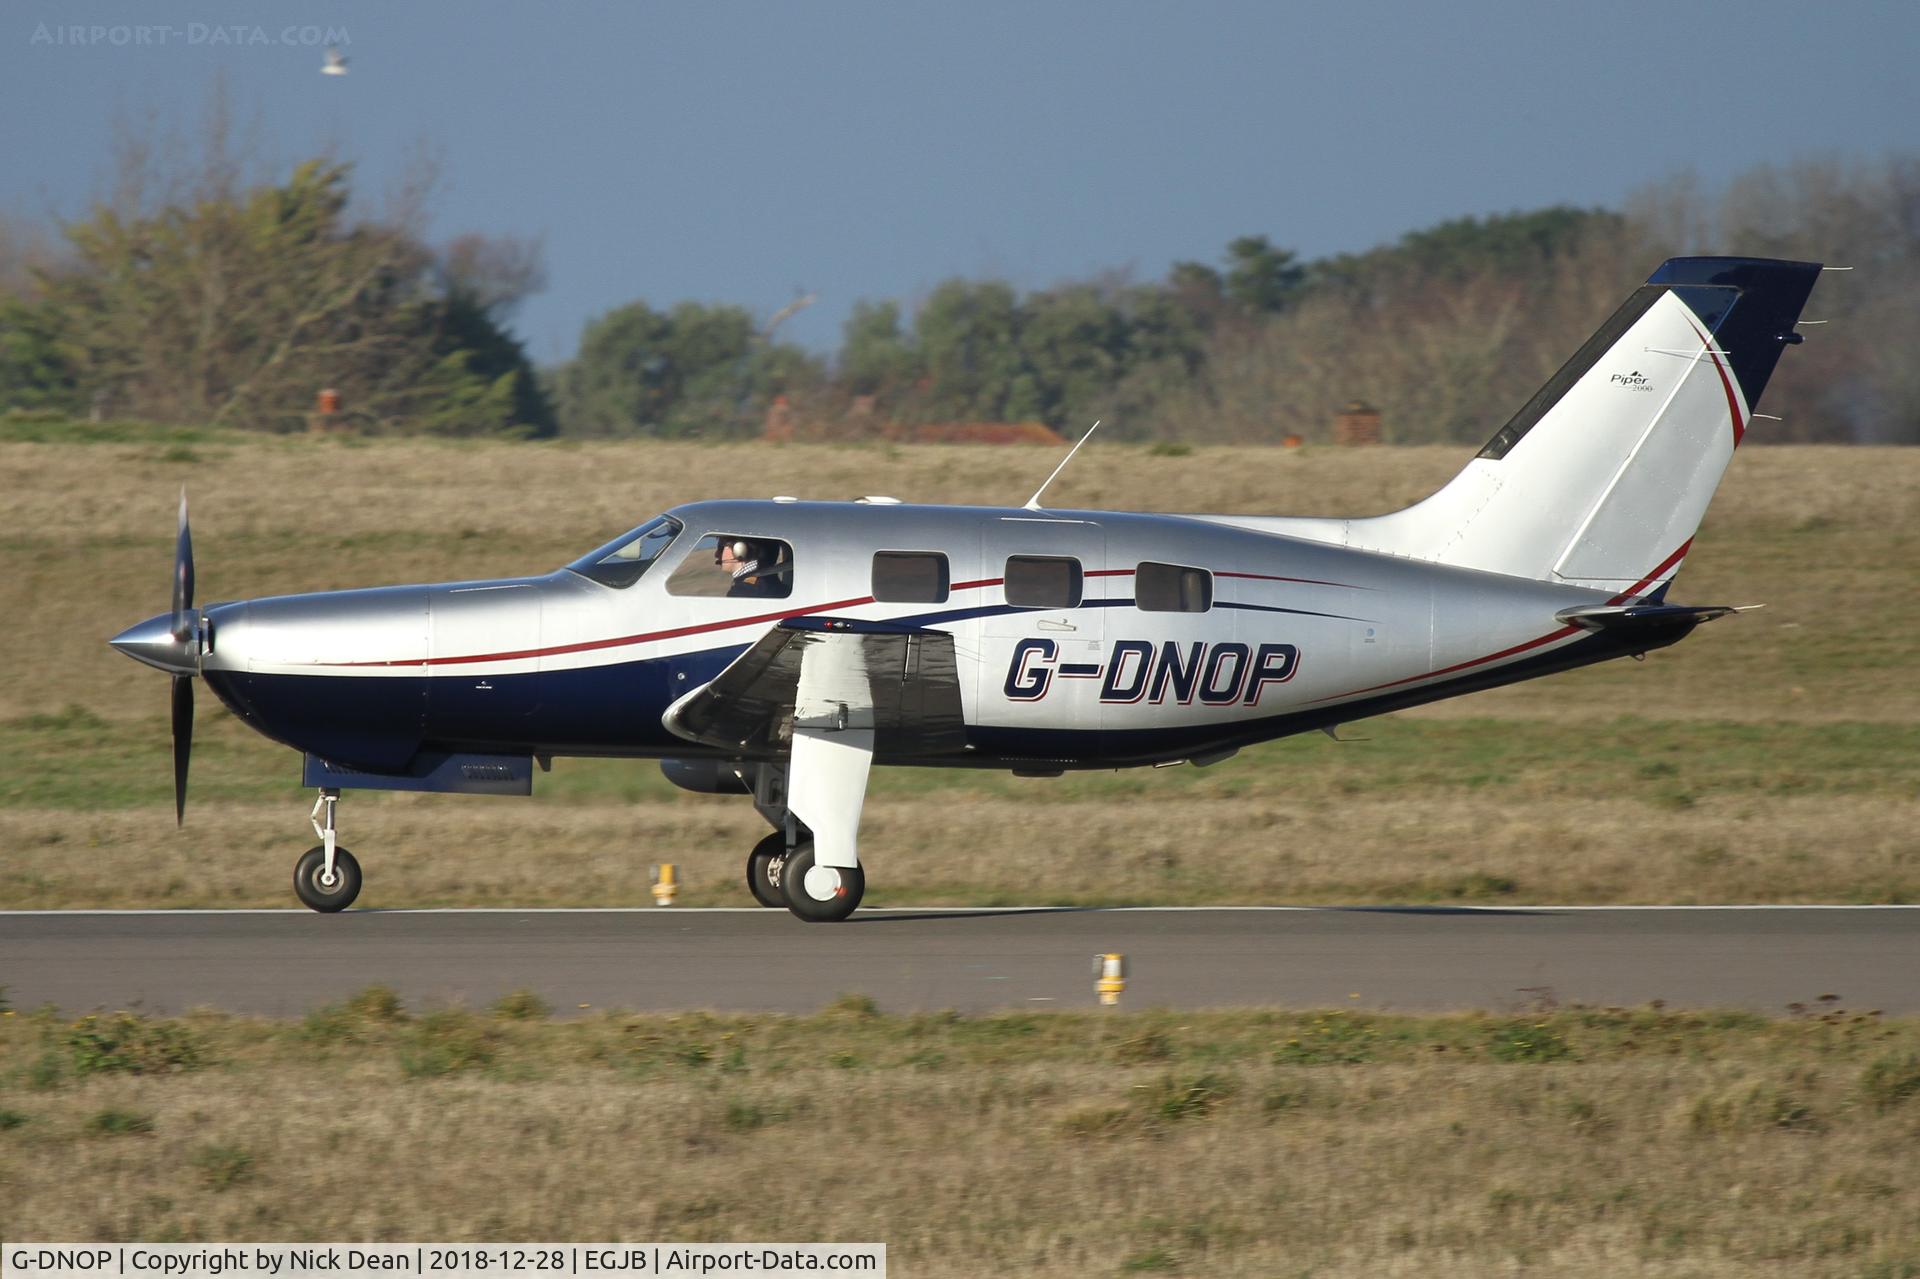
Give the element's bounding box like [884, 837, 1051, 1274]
[663, 620, 968, 757]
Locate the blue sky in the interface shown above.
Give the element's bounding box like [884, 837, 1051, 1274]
[4, 1, 1915, 362]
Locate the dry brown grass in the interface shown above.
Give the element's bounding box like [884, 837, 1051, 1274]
[3, 1003, 1918, 1275]
[4, 790, 1915, 909]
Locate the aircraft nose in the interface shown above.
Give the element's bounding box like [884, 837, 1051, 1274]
[110, 611, 198, 675]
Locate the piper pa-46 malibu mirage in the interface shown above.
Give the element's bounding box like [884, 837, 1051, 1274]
[112, 256, 1827, 920]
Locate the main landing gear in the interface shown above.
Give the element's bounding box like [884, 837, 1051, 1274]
[294, 788, 361, 912]
[780, 841, 865, 923]
[739, 762, 866, 923]
[745, 830, 789, 908]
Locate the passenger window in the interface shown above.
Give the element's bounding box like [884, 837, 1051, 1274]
[1135, 561, 1212, 613]
[872, 551, 949, 603]
[666, 534, 795, 600]
[1004, 556, 1082, 608]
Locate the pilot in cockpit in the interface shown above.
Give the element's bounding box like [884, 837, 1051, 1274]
[716, 539, 786, 598]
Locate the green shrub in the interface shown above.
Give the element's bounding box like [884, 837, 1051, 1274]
[27, 1052, 63, 1090]
[723, 1100, 786, 1132]
[306, 987, 414, 1046]
[346, 986, 406, 1022]
[1120, 1247, 1180, 1272]
[193, 1144, 255, 1190]
[1113, 1031, 1174, 1063]
[1143, 1072, 1234, 1125]
[1057, 1105, 1133, 1138]
[0, 1108, 29, 1130]
[65, 1013, 203, 1076]
[1690, 1082, 1820, 1134]
[399, 1010, 497, 1078]
[1274, 1013, 1378, 1064]
[300, 1006, 362, 1044]
[1488, 1021, 1572, 1063]
[1860, 1053, 1920, 1111]
[1261, 1087, 1308, 1116]
[87, 1108, 155, 1137]
[825, 993, 879, 1020]
[491, 989, 551, 1021]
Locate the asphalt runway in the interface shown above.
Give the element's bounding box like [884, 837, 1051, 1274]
[3, 906, 1916, 1017]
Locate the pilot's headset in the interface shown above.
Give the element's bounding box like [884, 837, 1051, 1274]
[728, 540, 759, 579]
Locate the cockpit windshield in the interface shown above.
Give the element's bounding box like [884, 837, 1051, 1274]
[565, 515, 683, 588]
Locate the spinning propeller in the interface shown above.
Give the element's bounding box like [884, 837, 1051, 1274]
[108, 490, 203, 824]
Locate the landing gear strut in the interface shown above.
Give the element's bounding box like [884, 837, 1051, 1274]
[294, 788, 361, 912]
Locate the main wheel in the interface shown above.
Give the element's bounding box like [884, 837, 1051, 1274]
[746, 831, 790, 908]
[293, 845, 362, 912]
[780, 840, 864, 922]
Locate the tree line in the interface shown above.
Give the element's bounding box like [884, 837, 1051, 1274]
[0, 118, 554, 437]
[4, 147, 1916, 443]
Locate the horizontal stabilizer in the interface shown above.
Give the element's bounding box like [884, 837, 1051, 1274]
[1555, 602, 1756, 638]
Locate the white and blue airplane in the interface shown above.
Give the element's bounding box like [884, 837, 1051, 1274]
[111, 256, 1825, 920]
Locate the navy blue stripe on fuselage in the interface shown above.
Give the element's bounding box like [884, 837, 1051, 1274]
[884, 597, 1370, 629]
[1218, 601, 1374, 623]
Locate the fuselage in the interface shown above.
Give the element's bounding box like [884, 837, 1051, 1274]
[187, 497, 1680, 774]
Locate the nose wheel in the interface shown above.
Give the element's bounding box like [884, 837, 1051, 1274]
[294, 845, 362, 912]
[294, 787, 362, 912]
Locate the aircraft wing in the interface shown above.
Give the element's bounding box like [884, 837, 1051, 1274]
[662, 618, 969, 756]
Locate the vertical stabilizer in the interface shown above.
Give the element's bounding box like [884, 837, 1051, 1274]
[1227, 257, 1824, 596]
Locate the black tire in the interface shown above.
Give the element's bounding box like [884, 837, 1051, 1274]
[746, 831, 790, 908]
[781, 840, 864, 922]
[293, 845, 362, 912]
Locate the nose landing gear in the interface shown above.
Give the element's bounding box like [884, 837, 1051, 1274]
[294, 788, 362, 912]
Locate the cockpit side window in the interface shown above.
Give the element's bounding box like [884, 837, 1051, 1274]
[566, 515, 683, 589]
[666, 534, 795, 600]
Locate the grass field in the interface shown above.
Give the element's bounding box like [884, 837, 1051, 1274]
[3, 994, 1919, 1275]
[7, 431, 1920, 1272]
[4, 431, 1918, 908]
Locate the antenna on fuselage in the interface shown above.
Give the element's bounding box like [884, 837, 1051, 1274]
[1023, 419, 1101, 512]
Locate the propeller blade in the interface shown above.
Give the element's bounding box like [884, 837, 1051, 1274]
[171, 488, 195, 642]
[171, 673, 193, 826]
